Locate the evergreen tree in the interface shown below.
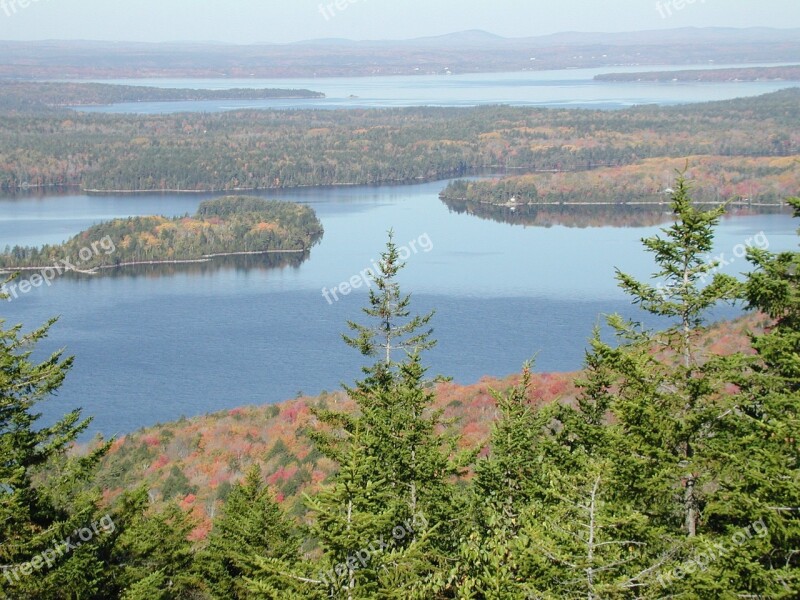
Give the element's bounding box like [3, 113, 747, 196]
[599, 175, 739, 540]
[197, 465, 299, 599]
[113, 501, 202, 599]
[686, 195, 800, 597]
[567, 175, 769, 598]
[452, 367, 551, 599]
[303, 232, 460, 596]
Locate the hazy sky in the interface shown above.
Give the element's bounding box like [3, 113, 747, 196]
[0, 0, 798, 43]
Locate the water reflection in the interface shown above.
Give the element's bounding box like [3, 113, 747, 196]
[441, 196, 792, 228]
[59, 251, 309, 280]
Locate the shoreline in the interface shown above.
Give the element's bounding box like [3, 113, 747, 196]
[439, 195, 791, 208]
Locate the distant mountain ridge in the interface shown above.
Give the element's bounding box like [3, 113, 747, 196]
[9, 26, 798, 48]
[2, 27, 799, 79]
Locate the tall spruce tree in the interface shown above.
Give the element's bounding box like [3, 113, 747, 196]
[252, 233, 455, 598]
[338, 232, 459, 546]
[567, 175, 766, 598]
[601, 175, 739, 538]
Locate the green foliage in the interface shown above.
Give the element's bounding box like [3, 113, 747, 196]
[196, 466, 299, 599]
[2, 89, 798, 193]
[4, 176, 800, 599]
[112, 501, 202, 598]
[161, 465, 198, 501]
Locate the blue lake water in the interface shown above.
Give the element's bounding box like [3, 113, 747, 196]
[71, 64, 800, 113]
[0, 181, 797, 439]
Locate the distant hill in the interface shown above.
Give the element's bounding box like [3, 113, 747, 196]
[2, 27, 799, 79]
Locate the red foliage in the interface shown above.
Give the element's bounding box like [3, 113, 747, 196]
[142, 434, 161, 448]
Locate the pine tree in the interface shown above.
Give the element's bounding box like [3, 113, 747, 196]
[342, 230, 435, 367]
[520, 458, 659, 600]
[563, 175, 773, 598]
[452, 367, 551, 599]
[113, 501, 202, 599]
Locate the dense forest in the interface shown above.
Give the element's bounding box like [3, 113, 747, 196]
[0, 196, 323, 271]
[0, 88, 798, 193]
[1, 178, 798, 598]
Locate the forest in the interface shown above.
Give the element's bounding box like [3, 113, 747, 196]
[1, 177, 798, 598]
[0, 196, 324, 271]
[0, 88, 798, 194]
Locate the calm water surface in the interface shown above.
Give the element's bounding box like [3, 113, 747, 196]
[71, 64, 800, 113]
[0, 181, 796, 438]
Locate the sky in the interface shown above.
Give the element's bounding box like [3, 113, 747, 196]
[0, 0, 798, 43]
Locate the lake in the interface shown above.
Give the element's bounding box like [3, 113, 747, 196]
[71, 63, 800, 113]
[1, 181, 797, 439]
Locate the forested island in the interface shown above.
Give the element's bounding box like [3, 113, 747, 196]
[595, 64, 800, 82]
[1, 88, 798, 194]
[0, 196, 323, 272]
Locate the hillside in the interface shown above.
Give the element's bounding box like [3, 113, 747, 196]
[440, 155, 800, 209]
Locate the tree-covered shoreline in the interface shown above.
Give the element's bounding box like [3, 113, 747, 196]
[1, 88, 798, 193]
[440, 155, 800, 208]
[0, 196, 323, 273]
